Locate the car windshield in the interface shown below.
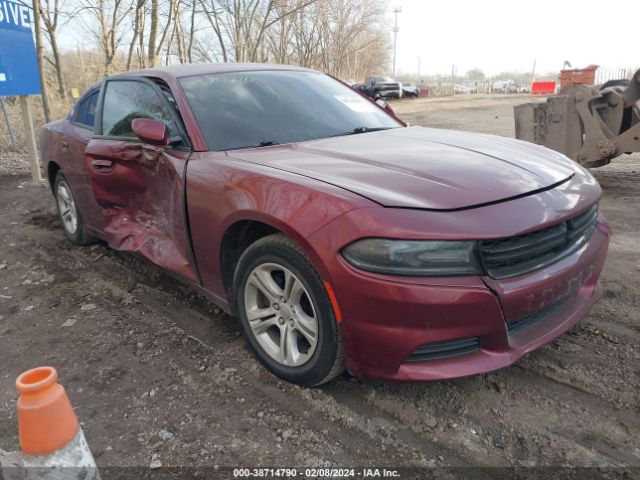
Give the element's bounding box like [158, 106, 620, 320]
[179, 70, 402, 151]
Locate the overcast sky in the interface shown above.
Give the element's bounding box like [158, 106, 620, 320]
[391, 0, 637, 77]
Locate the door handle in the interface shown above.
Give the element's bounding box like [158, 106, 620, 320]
[91, 159, 114, 171]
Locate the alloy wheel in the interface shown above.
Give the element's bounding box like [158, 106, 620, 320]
[56, 180, 78, 235]
[243, 262, 319, 367]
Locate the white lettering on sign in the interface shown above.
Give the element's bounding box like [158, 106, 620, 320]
[0, 0, 32, 29]
[0, 73, 6, 82]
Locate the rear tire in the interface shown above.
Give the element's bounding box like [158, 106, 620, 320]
[233, 234, 344, 387]
[54, 171, 96, 245]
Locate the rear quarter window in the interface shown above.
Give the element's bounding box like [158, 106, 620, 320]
[73, 91, 99, 129]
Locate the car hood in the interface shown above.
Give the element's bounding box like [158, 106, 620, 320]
[227, 126, 576, 210]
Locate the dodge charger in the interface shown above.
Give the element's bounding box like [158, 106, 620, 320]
[39, 63, 610, 386]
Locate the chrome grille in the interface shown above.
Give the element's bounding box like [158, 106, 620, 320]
[480, 205, 598, 279]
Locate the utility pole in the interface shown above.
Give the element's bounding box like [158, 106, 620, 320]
[531, 58, 537, 86]
[451, 64, 456, 96]
[392, 6, 402, 77]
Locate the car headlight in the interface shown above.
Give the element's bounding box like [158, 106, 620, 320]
[341, 239, 482, 276]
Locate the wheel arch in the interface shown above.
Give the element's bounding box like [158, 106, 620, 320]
[219, 213, 332, 313]
[47, 161, 61, 189]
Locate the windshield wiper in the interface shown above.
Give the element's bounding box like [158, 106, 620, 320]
[329, 127, 394, 137]
[233, 140, 280, 150]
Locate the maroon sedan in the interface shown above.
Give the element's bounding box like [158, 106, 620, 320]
[40, 64, 610, 386]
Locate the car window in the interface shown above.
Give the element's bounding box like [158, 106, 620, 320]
[179, 71, 401, 151]
[73, 91, 98, 128]
[73, 97, 89, 126]
[84, 92, 99, 127]
[101, 80, 178, 139]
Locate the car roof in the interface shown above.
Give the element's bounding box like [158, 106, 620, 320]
[113, 62, 314, 81]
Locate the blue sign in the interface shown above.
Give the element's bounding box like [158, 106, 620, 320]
[0, 0, 41, 96]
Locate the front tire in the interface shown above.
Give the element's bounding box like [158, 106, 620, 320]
[233, 234, 344, 387]
[54, 171, 95, 245]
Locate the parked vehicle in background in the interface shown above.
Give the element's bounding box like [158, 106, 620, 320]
[454, 84, 472, 94]
[40, 63, 609, 387]
[402, 82, 420, 97]
[518, 85, 530, 94]
[357, 76, 403, 99]
[492, 80, 514, 93]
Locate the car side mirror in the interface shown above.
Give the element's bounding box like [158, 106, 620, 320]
[375, 98, 396, 116]
[132, 118, 168, 146]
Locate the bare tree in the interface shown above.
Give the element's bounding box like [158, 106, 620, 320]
[186, 0, 196, 62]
[126, 0, 147, 70]
[81, 0, 133, 75]
[164, 0, 186, 64]
[155, 0, 177, 62]
[32, 0, 51, 122]
[38, 0, 69, 99]
[282, 0, 389, 80]
[198, 0, 319, 63]
[147, 0, 158, 66]
[32, 0, 391, 115]
[199, 0, 228, 62]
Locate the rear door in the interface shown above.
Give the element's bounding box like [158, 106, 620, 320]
[84, 77, 199, 283]
[60, 89, 103, 232]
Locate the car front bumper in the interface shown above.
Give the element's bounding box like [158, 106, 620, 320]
[316, 219, 610, 382]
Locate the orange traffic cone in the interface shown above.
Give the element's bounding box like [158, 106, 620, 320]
[0, 367, 100, 480]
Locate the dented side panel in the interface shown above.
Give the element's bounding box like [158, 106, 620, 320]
[84, 138, 198, 284]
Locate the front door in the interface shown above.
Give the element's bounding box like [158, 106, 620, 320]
[84, 77, 199, 283]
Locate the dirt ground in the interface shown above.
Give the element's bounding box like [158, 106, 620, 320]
[0, 94, 639, 477]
